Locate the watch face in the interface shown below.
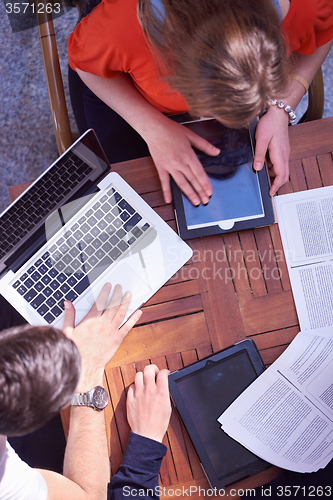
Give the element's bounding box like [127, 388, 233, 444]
[92, 386, 109, 410]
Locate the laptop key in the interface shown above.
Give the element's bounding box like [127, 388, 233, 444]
[50, 280, 60, 290]
[31, 294, 45, 309]
[23, 278, 34, 289]
[37, 304, 49, 316]
[102, 242, 112, 252]
[44, 287, 53, 297]
[92, 239, 102, 249]
[23, 289, 37, 302]
[99, 232, 108, 242]
[65, 290, 78, 302]
[35, 282, 44, 292]
[41, 275, 51, 285]
[123, 213, 142, 232]
[49, 268, 58, 278]
[118, 240, 129, 252]
[31, 271, 42, 282]
[67, 276, 77, 287]
[51, 306, 62, 317]
[46, 297, 56, 307]
[120, 211, 130, 222]
[116, 228, 126, 239]
[17, 285, 28, 295]
[53, 290, 62, 301]
[38, 264, 48, 274]
[101, 202, 111, 213]
[60, 283, 70, 294]
[74, 275, 90, 295]
[110, 247, 122, 260]
[69, 247, 79, 258]
[110, 235, 119, 245]
[118, 199, 135, 215]
[44, 313, 55, 324]
[104, 213, 114, 223]
[132, 227, 143, 238]
[113, 218, 122, 228]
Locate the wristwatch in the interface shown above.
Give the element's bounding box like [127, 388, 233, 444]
[71, 386, 109, 411]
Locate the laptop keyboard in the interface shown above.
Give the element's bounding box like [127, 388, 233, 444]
[0, 151, 93, 261]
[11, 186, 151, 324]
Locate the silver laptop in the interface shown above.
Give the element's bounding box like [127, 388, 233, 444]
[0, 130, 192, 328]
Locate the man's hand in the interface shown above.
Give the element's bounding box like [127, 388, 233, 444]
[253, 105, 290, 196]
[145, 119, 220, 206]
[127, 364, 171, 443]
[63, 283, 142, 391]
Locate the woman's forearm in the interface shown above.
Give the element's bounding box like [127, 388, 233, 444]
[75, 70, 171, 143]
[280, 39, 333, 109]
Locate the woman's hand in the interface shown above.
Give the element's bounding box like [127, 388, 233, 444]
[145, 119, 220, 205]
[253, 105, 290, 196]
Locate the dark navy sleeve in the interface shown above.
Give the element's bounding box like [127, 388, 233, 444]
[107, 432, 167, 499]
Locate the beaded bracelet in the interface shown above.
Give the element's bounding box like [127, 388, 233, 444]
[268, 99, 297, 124]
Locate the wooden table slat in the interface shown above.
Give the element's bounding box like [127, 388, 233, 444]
[240, 291, 298, 335]
[318, 153, 333, 186]
[302, 156, 324, 190]
[288, 159, 307, 193]
[238, 231, 268, 297]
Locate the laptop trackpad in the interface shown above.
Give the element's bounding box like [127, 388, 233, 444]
[86, 262, 152, 316]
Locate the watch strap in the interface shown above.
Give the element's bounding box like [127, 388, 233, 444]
[71, 390, 94, 407]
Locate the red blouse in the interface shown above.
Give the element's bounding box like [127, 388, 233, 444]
[281, 0, 333, 54]
[68, 0, 333, 112]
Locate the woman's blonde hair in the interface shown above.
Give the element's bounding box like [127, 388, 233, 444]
[140, 0, 291, 127]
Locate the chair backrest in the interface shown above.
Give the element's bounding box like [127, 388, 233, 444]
[37, 4, 74, 155]
[298, 68, 325, 123]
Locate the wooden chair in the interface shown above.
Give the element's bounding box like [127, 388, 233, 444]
[37, 0, 325, 155]
[36, 0, 81, 155]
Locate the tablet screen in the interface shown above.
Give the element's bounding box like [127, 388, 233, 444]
[174, 349, 260, 479]
[181, 121, 264, 230]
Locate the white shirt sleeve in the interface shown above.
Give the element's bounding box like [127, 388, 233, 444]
[0, 435, 48, 500]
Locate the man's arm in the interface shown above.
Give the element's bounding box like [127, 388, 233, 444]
[38, 284, 142, 500]
[107, 365, 172, 499]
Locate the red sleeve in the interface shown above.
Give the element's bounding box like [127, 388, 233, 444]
[281, 0, 333, 54]
[68, 0, 138, 77]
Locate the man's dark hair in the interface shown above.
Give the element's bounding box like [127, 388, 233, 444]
[0, 324, 81, 436]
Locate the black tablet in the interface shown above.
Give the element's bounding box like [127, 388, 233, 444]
[171, 119, 275, 240]
[168, 339, 270, 489]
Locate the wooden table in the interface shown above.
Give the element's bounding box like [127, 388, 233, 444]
[9, 117, 333, 498]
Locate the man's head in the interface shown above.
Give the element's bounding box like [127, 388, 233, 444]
[0, 324, 81, 436]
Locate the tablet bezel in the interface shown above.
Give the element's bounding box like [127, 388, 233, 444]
[168, 339, 270, 489]
[171, 119, 275, 240]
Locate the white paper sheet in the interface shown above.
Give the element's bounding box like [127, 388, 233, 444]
[218, 328, 333, 472]
[274, 186, 333, 331]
